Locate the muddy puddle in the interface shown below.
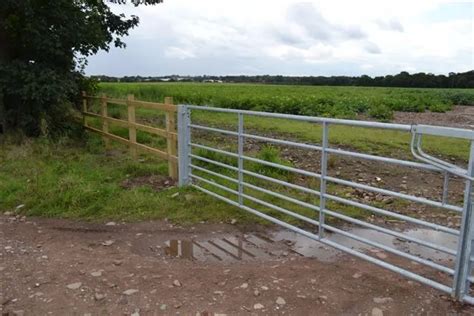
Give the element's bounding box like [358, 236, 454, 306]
[163, 227, 458, 264]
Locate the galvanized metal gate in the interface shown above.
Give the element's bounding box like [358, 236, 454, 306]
[176, 104, 474, 303]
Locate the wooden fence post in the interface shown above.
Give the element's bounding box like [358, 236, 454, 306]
[82, 91, 88, 127]
[127, 94, 137, 159]
[101, 93, 110, 149]
[165, 97, 178, 180]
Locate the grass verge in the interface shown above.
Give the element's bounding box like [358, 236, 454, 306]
[0, 135, 255, 224]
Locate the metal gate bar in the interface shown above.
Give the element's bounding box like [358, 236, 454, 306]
[190, 142, 459, 235]
[177, 104, 474, 303]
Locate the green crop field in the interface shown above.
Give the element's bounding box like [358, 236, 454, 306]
[99, 82, 474, 120]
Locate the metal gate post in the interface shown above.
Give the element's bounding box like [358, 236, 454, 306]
[453, 141, 474, 300]
[238, 113, 244, 205]
[177, 105, 191, 187]
[319, 122, 329, 239]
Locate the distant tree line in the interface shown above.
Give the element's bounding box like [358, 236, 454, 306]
[93, 70, 474, 88]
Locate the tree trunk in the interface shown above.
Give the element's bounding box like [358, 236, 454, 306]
[0, 91, 5, 134]
[0, 27, 9, 134]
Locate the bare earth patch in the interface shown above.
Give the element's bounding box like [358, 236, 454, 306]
[121, 175, 176, 191]
[392, 106, 474, 129]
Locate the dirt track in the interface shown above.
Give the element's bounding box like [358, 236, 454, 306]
[1, 216, 473, 315]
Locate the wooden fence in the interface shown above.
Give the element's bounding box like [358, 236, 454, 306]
[81, 92, 178, 180]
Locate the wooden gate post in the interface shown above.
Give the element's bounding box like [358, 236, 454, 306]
[165, 97, 178, 179]
[127, 94, 137, 159]
[100, 93, 110, 149]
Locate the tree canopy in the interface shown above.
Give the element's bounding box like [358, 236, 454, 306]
[0, 0, 162, 136]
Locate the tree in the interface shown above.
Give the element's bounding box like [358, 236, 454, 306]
[0, 0, 163, 136]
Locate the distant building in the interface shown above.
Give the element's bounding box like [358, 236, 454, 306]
[203, 79, 223, 83]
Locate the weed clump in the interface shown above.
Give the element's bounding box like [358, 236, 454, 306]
[368, 103, 393, 121]
[251, 145, 294, 179]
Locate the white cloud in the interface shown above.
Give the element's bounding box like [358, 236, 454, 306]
[86, 0, 474, 76]
[376, 19, 404, 32]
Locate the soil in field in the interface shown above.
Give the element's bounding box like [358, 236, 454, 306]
[392, 106, 474, 129]
[1, 216, 473, 315]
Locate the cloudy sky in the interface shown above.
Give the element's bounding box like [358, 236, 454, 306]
[86, 0, 473, 76]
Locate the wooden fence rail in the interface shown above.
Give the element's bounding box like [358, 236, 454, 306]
[82, 92, 178, 180]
